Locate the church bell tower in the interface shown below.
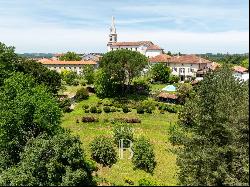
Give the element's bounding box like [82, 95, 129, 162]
[108, 16, 117, 45]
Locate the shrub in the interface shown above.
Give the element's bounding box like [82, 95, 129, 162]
[124, 178, 134, 185]
[59, 98, 72, 113]
[132, 76, 151, 95]
[110, 107, 116, 112]
[132, 137, 156, 173]
[79, 79, 87, 86]
[96, 108, 102, 114]
[75, 87, 89, 101]
[102, 98, 113, 106]
[169, 75, 180, 84]
[113, 124, 134, 147]
[72, 79, 79, 86]
[142, 99, 156, 112]
[138, 178, 158, 186]
[82, 104, 89, 109]
[76, 119, 79, 123]
[90, 136, 117, 167]
[85, 109, 90, 113]
[165, 104, 179, 113]
[103, 106, 111, 113]
[168, 124, 186, 146]
[136, 106, 144, 114]
[82, 116, 98, 122]
[90, 106, 97, 113]
[122, 106, 130, 113]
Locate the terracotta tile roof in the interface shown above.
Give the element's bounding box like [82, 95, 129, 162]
[158, 92, 178, 99]
[169, 54, 212, 64]
[38, 58, 97, 65]
[149, 54, 172, 63]
[146, 45, 163, 50]
[111, 41, 154, 47]
[233, 66, 248, 73]
[210, 62, 221, 70]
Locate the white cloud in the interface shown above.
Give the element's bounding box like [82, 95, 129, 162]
[0, 26, 248, 54]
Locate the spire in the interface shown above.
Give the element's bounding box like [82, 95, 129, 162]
[110, 16, 116, 34]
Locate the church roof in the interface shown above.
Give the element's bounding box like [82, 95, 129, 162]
[111, 41, 154, 47]
[146, 45, 163, 50]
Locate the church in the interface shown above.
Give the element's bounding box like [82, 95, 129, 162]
[107, 17, 164, 58]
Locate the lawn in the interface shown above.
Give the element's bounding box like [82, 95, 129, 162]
[61, 94, 179, 186]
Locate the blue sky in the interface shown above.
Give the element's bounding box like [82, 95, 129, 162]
[0, 0, 248, 53]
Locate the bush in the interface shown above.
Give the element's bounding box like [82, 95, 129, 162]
[72, 79, 79, 86]
[132, 137, 156, 173]
[59, 98, 72, 113]
[124, 178, 134, 185]
[168, 124, 186, 146]
[79, 79, 87, 86]
[90, 106, 97, 113]
[85, 109, 90, 113]
[82, 104, 89, 109]
[136, 106, 144, 114]
[75, 87, 89, 101]
[132, 76, 151, 95]
[138, 178, 158, 186]
[103, 106, 111, 113]
[113, 124, 134, 147]
[169, 75, 180, 84]
[82, 116, 98, 122]
[165, 104, 179, 113]
[102, 98, 113, 106]
[110, 107, 116, 112]
[142, 99, 156, 112]
[90, 136, 117, 167]
[122, 106, 130, 113]
[96, 108, 102, 114]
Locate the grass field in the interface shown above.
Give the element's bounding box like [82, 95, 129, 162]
[61, 91, 179, 186]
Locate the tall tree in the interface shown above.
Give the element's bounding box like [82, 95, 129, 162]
[97, 49, 148, 97]
[82, 65, 95, 84]
[173, 66, 249, 185]
[151, 63, 171, 83]
[59, 52, 81, 61]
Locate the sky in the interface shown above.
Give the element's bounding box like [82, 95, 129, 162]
[0, 0, 249, 54]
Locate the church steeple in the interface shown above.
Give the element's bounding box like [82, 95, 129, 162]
[108, 16, 117, 45]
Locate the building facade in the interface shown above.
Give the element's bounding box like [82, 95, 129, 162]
[149, 54, 213, 81]
[107, 16, 163, 58]
[38, 58, 97, 75]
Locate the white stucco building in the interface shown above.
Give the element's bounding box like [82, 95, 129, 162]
[232, 66, 249, 81]
[149, 54, 213, 81]
[107, 16, 163, 58]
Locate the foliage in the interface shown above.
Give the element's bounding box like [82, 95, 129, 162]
[132, 76, 151, 95]
[103, 106, 111, 113]
[136, 105, 145, 114]
[169, 75, 180, 84]
[61, 70, 78, 86]
[176, 83, 193, 105]
[168, 124, 186, 146]
[0, 73, 62, 168]
[141, 98, 156, 113]
[241, 58, 249, 69]
[113, 124, 134, 147]
[138, 178, 158, 186]
[59, 98, 72, 113]
[122, 106, 130, 113]
[96, 49, 148, 97]
[75, 87, 89, 101]
[82, 104, 89, 109]
[82, 116, 99, 123]
[175, 66, 249, 186]
[0, 42, 61, 94]
[90, 136, 118, 167]
[82, 65, 95, 84]
[151, 63, 171, 83]
[132, 137, 156, 173]
[59, 51, 81, 61]
[90, 106, 97, 113]
[0, 132, 95, 186]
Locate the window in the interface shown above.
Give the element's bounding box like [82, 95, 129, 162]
[188, 68, 190, 73]
[179, 68, 185, 73]
[173, 67, 177, 72]
[190, 68, 194, 73]
[135, 48, 137, 51]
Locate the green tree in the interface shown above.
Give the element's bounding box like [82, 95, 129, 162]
[0, 42, 61, 94]
[0, 73, 62, 168]
[61, 70, 78, 85]
[82, 65, 95, 84]
[59, 51, 81, 61]
[176, 83, 193, 105]
[241, 58, 249, 69]
[0, 131, 95, 186]
[174, 66, 249, 185]
[151, 63, 171, 83]
[97, 49, 148, 96]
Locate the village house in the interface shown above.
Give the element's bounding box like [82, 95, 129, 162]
[38, 58, 97, 75]
[232, 66, 249, 81]
[107, 16, 163, 58]
[149, 54, 213, 81]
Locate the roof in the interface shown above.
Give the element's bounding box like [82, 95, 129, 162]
[233, 66, 248, 73]
[169, 54, 212, 64]
[158, 92, 178, 99]
[38, 58, 97, 65]
[210, 62, 221, 70]
[111, 41, 154, 47]
[146, 45, 163, 50]
[149, 54, 172, 63]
